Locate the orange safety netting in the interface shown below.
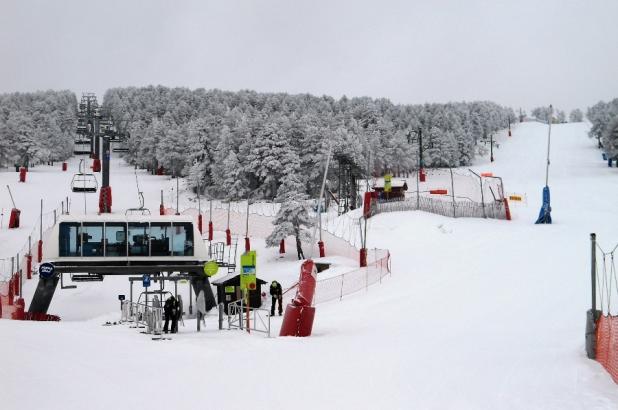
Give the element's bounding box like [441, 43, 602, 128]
[596, 314, 618, 383]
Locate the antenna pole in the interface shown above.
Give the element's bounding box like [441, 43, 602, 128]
[545, 105, 553, 187]
[197, 179, 201, 215]
[175, 175, 180, 216]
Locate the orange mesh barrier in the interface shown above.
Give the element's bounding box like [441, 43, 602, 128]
[596, 314, 618, 383]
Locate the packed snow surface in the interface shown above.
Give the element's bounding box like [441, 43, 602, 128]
[2, 122, 618, 409]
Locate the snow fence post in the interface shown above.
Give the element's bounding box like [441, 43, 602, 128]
[218, 303, 224, 330]
[38, 199, 43, 262]
[586, 233, 601, 359]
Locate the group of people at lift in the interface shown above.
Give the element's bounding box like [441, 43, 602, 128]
[162, 280, 283, 334]
[163, 295, 181, 334]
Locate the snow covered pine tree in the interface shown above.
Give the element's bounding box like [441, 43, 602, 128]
[266, 174, 313, 260]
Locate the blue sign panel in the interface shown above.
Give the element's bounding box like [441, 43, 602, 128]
[39, 263, 55, 279]
[142, 274, 151, 288]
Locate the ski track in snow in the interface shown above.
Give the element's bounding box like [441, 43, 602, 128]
[2, 122, 618, 409]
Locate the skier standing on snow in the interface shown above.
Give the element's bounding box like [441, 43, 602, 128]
[163, 295, 179, 333]
[270, 280, 283, 316]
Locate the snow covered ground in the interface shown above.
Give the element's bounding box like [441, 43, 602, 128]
[2, 122, 618, 409]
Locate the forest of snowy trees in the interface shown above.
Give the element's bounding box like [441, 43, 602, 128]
[0, 90, 77, 168]
[587, 98, 618, 157]
[102, 86, 515, 202]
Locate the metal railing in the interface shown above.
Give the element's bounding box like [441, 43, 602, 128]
[227, 299, 271, 337]
[122, 300, 163, 335]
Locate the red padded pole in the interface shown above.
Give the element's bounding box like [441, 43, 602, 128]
[280, 260, 318, 337]
[504, 198, 512, 221]
[26, 254, 32, 279]
[363, 192, 372, 218]
[8, 279, 14, 306]
[279, 239, 285, 254]
[318, 241, 325, 258]
[208, 221, 213, 241]
[13, 273, 19, 296]
[225, 229, 232, 246]
[12, 298, 25, 320]
[360, 248, 368, 267]
[38, 240, 43, 263]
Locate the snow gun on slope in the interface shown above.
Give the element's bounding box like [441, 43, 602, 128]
[6, 185, 21, 229]
[279, 260, 317, 337]
[535, 104, 553, 224]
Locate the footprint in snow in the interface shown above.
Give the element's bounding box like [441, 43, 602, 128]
[437, 224, 452, 234]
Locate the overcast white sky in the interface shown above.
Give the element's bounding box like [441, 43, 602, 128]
[1, 0, 617, 112]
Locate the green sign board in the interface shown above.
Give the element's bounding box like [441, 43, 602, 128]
[203, 260, 219, 277]
[384, 173, 392, 193]
[225, 286, 235, 293]
[240, 250, 257, 290]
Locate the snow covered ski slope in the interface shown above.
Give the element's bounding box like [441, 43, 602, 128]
[2, 121, 618, 409]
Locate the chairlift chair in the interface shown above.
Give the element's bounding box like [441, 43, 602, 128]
[126, 207, 151, 216]
[71, 159, 98, 193]
[74, 139, 91, 155]
[125, 179, 149, 215]
[71, 173, 98, 193]
[112, 142, 129, 153]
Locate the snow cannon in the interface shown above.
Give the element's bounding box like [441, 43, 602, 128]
[8, 208, 21, 229]
[280, 259, 317, 337]
[7, 185, 20, 229]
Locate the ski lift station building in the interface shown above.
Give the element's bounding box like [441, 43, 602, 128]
[30, 214, 217, 314]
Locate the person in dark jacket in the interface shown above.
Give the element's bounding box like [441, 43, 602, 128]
[269, 280, 283, 316]
[163, 296, 179, 333]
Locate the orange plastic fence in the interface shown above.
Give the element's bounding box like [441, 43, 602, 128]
[596, 314, 618, 383]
